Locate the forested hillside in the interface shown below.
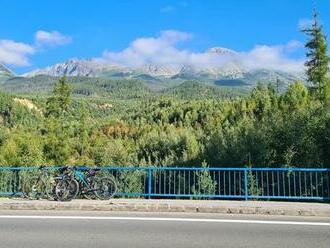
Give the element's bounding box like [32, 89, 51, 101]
[0, 78, 329, 168]
[0, 76, 247, 100]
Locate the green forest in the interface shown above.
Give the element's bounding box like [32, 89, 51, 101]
[0, 14, 329, 169]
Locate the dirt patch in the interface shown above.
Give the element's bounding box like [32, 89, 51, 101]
[14, 98, 42, 113]
[98, 103, 113, 110]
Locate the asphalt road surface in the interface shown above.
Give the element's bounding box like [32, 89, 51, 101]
[0, 211, 329, 248]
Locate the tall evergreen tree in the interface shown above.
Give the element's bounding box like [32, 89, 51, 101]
[45, 76, 71, 118]
[302, 10, 330, 103]
[44, 77, 73, 165]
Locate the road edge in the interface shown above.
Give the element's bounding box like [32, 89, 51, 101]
[0, 199, 329, 217]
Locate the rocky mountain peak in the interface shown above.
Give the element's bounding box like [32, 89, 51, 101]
[0, 64, 15, 78]
[141, 64, 183, 77]
[207, 47, 237, 56]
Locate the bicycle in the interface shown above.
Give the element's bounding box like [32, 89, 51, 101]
[54, 166, 117, 201]
[53, 166, 79, 201]
[21, 166, 56, 200]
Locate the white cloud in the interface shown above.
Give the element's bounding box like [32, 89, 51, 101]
[0, 30, 72, 67]
[161, 2, 188, 13]
[0, 40, 35, 66]
[35, 30, 72, 46]
[101, 30, 192, 67]
[99, 30, 305, 73]
[298, 19, 313, 29]
[240, 42, 304, 72]
[160, 5, 176, 13]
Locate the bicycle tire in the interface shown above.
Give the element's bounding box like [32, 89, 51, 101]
[22, 176, 46, 200]
[69, 178, 80, 200]
[44, 177, 57, 200]
[94, 177, 117, 200]
[55, 178, 79, 201]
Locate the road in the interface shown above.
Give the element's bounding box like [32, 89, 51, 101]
[0, 211, 329, 248]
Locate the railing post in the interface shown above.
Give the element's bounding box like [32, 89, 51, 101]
[13, 168, 20, 195]
[244, 168, 248, 201]
[148, 168, 152, 199]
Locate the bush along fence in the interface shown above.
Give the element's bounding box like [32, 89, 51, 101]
[0, 166, 329, 201]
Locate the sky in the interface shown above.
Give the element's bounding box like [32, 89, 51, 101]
[0, 0, 329, 74]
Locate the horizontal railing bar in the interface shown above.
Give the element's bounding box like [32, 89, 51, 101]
[0, 166, 329, 172]
[101, 167, 330, 172]
[0, 192, 16, 195]
[0, 166, 62, 171]
[149, 193, 246, 199]
[248, 195, 330, 200]
[248, 168, 330, 172]
[115, 192, 146, 197]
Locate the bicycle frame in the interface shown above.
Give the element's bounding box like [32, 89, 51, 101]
[74, 170, 90, 187]
[74, 170, 100, 195]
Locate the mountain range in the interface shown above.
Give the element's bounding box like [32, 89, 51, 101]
[0, 47, 305, 94]
[23, 47, 247, 79]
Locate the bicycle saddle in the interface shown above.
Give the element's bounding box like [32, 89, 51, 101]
[87, 168, 101, 176]
[58, 166, 69, 173]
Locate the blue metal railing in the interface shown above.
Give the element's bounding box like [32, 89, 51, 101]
[0, 166, 329, 201]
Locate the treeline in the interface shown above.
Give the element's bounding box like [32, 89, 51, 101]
[0, 76, 246, 100]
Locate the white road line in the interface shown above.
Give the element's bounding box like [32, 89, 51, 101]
[0, 215, 329, 226]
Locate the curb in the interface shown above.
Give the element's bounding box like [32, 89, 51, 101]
[0, 199, 329, 217]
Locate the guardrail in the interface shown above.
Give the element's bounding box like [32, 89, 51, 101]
[0, 166, 329, 201]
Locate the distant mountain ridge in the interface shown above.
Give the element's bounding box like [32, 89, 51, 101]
[22, 46, 304, 87]
[22, 47, 249, 79]
[1, 47, 305, 91]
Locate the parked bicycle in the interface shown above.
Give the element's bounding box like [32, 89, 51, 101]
[21, 166, 56, 200]
[54, 166, 117, 201]
[52, 166, 79, 201]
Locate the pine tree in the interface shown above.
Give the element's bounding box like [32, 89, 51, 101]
[45, 76, 71, 118]
[44, 77, 73, 165]
[302, 10, 330, 104]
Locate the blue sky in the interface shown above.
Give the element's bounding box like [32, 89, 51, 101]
[0, 0, 329, 74]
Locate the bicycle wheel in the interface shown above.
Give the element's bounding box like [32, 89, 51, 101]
[22, 176, 45, 200]
[55, 178, 79, 201]
[68, 179, 79, 200]
[94, 177, 117, 200]
[44, 177, 57, 200]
